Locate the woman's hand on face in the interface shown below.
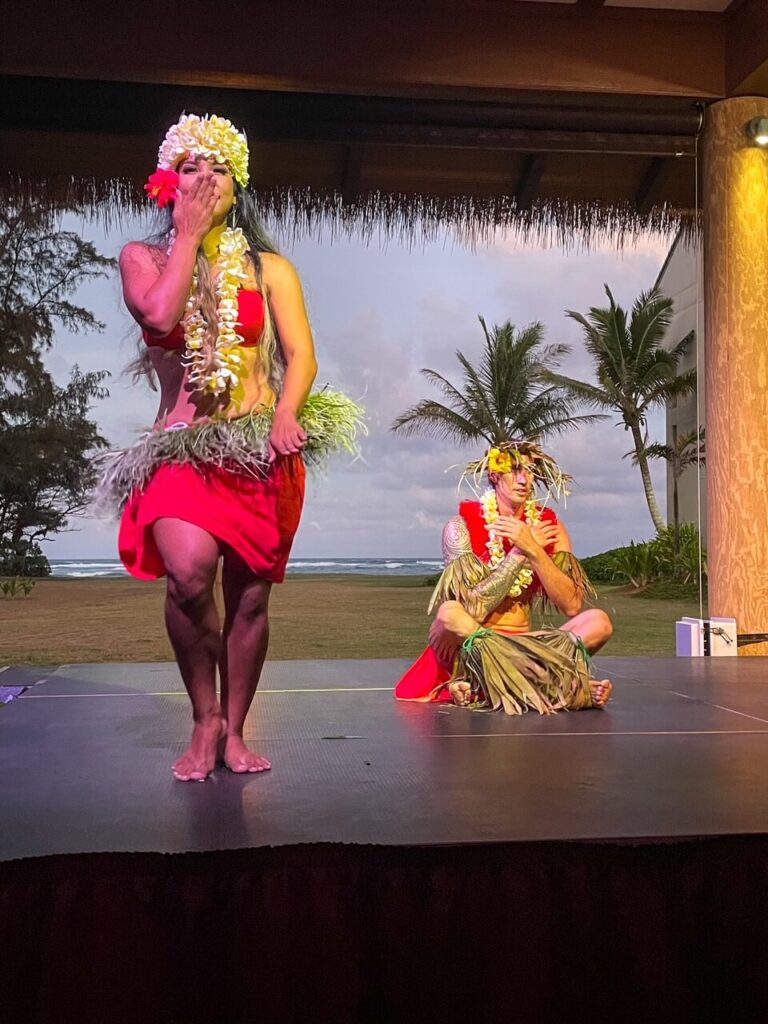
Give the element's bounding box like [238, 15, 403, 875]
[172, 172, 218, 244]
[267, 408, 308, 463]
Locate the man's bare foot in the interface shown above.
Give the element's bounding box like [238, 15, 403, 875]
[447, 680, 472, 707]
[223, 735, 272, 774]
[589, 678, 613, 708]
[172, 715, 225, 782]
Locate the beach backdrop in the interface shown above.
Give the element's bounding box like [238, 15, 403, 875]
[42, 219, 672, 566]
[48, 558, 444, 579]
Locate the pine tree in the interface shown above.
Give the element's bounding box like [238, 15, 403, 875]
[0, 201, 114, 575]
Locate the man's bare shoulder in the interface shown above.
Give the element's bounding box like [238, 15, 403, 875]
[442, 515, 472, 561]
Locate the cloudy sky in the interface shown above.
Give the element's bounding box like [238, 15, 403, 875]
[44, 213, 672, 561]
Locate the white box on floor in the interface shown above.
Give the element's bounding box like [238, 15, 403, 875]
[676, 617, 704, 656]
[707, 617, 738, 656]
[676, 616, 738, 656]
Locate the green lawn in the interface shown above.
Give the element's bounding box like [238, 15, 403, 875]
[550, 584, 706, 657]
[0, 575, 703, 664]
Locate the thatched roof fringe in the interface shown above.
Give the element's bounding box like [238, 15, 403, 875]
[1, 174, 696, 250]
[257, 187, 695, 252]
[0, 174, 143, 231]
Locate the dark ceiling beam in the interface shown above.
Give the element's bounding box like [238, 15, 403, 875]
[1, 0, 726, 101]
[635, 156, 677, 215]
[725, 0, 768, 95]
[291, 123, 695, 156]
[0, 75, 704, 138]
[514, 154, 546, 210]
[0, 120, 695, 161]
[0, 76, 702, 166]
[577, 0, 608, 7]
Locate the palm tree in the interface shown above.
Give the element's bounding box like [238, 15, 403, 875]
[641, 426, 705, 561]
[391, 317, 603, 445]
[542, 286, 696, 532]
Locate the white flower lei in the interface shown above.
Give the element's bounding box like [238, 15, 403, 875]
[171, 227, 251, 397]
[480, 488, 541, 598]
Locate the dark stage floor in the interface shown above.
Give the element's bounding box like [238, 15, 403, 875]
[2, 655, 768, 861]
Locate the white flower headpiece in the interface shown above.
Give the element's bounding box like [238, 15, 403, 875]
[157, 113, 250, 187]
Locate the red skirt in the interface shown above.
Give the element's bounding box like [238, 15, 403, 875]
[118, 455, 305, 582]
[394, 647, 453, 703]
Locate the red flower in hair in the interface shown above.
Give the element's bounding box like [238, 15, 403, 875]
[144, 168, 179, 208]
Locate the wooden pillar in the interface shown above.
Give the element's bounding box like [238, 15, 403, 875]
[704, 97, 768, 655]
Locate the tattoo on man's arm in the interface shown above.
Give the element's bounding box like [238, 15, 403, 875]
[466, 552, 528, 621]
[441, 516, 473, 565]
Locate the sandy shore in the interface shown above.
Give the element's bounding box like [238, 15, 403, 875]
[0, 575, 700, 665]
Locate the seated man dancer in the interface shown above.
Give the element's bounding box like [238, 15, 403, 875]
[395, 442, 613, 714]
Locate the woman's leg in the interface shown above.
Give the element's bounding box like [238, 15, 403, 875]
[219, 549, 272, 773]
[152, 518, 224, 781]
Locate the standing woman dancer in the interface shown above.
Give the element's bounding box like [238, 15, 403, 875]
[100, 114, 362, 781]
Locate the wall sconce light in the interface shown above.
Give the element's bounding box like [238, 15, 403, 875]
[745, 117, 768, 146]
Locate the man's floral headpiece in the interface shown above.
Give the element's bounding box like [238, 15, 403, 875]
[156, 113, 250, 187]
[464, 440, 572, 502]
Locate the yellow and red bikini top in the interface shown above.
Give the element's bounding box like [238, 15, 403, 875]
[143, 289, 265, 350]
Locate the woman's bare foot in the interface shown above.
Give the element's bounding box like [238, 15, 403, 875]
[223, 735, 272, 774]
[447, 680, 472, 707]
[589, 678, 613, 708]
[172, 714, 226, 782]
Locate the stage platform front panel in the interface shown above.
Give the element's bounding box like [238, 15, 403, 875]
[1, 656, 768, 862]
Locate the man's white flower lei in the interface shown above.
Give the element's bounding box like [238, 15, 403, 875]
[172, 226, 251, 397]
[158, 114, 250, 187]
[480, 488, 541, 598]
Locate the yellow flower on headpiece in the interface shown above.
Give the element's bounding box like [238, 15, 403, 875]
[487, 448, 513, 474]
[158, 113, 250, 187]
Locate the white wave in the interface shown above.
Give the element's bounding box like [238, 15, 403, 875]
[66, 570, 127, 577]
[290, 561, 383, 568]
[288, 561, 343, 568]
[51, 565, 122, 573]
[416, 560, 442, 567]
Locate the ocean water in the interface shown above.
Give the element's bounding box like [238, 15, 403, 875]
[48, 558, 443, 579]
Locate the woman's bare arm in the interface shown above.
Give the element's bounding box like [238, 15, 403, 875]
[262, 254, 318, 459]
[119, 173, 218, 336]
